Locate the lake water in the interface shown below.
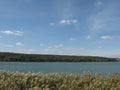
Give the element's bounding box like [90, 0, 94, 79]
[0, 62, 120, 75]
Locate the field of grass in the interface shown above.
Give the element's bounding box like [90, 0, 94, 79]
[0, 71, 120, 90]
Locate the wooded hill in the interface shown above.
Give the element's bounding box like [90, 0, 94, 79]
[0, 52, 118, 62]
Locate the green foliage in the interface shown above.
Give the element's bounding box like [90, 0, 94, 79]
[0, 71, 120, 90]
[0, 52, 117, 62]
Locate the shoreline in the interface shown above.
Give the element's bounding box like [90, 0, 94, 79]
[0, 52, 118, 62]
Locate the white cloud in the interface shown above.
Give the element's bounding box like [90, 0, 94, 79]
[16, 42, 24, 46]
[54, 44, 63, 48]
[28, 49, 37, 52]
[19, 48, 38, 54]
[65, 48, 86, 51]
[4, 44, 14, 48]
[40, 44, 44, 47]
[100, 36, 113, 40]
[45, 44, 86, 53]
[60, 19, 77, 25]
[98, 46, 103, 49]
[92, 19, 106, 31]
[48, 46, 53, 49]
[1, 30, 23, 36]
[17, 50, 25, 53]
[85, 35, 92, 40]
[0, 36, 2, 39]
[88, 1, 120, 38]
[47, 44, 63, 49]
[43, 46, 87, 55]
[44, 48, 55, 52]
[69, 38, 76, 41]
[95, 0, 103, 6]
[49, 22, 55, 26]
[17, 48, 38, 54]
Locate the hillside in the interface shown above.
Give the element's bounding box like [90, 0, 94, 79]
[0, 52, 118, 62]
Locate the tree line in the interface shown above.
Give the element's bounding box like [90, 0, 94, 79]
[0, 52, 118, 62]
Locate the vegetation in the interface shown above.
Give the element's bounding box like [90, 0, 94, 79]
[0, 71, 120, 90]
[0, 52, 117, 62]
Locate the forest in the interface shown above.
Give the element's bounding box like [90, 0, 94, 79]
[0, 52, 118, 62]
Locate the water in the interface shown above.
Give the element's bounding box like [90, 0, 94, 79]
[0, 62, 120, 75]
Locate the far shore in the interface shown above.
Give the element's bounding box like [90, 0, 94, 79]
[0, 52, 118, 62]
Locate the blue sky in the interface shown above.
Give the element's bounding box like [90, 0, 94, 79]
[0, 0, 120, 57]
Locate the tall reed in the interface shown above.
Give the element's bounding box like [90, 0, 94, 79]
[0, 71, 120, 90]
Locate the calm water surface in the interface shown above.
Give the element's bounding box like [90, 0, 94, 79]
[0, 62, 120, 75]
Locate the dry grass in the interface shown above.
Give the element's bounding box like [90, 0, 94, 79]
[0, 71, 120, 90]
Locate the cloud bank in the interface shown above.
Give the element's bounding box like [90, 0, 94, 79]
[1, 30, 23, 36]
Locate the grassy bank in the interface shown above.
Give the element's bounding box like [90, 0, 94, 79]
[0, 71, 120, 90]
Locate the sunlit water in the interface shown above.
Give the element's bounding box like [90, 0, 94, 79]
[0, 62, 120, 75]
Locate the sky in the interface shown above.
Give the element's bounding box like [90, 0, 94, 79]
[0, 0, 120, 57]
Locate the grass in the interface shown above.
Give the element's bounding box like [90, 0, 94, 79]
[0, 71, 120, 90]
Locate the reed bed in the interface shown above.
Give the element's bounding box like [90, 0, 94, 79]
[0, 71, 120, 90]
